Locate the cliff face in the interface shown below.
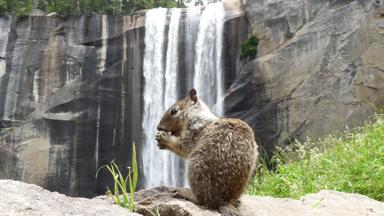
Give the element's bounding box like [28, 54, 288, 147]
[227, 0, 384, 153]
[0, 2, 247, 196]
[0, 15, 146, 197]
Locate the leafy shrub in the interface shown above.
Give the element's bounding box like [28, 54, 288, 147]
[0, 0, 6, 14]
[248, 113, 384, 201]
[0, 0, 185, 16]
[0, 0, 33, 16]
[240, 35, 258, 59]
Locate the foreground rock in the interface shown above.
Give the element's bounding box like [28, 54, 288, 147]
[1, 180, 383, 216]
[0, 180, 139, 216]
[1, 0, 384, 199]
[135, 187, 384, 216]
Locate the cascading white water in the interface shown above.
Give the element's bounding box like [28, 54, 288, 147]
[194, 2, 224, 116]
[164, 8, 182, 186]
[142, 8, 168, 187]
[142, 8, 180, 187]
[142, 3, 224, 187]
[185, 6, 202, 88]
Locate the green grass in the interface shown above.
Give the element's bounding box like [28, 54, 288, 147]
[247, 113, 384, 201]
[96, 143, 138, 211]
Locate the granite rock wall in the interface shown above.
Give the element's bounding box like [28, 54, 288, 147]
[228, 0, 384, 153]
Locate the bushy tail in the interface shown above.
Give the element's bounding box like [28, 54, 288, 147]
[219, 203, 242, 216]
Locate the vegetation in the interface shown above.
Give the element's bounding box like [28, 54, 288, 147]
[248, 113, 384, 201]
[0, 0, 33, 16]
[0, 0, 191, 16]
[96, 143, 138, 211]
[240, 35, 259, 59]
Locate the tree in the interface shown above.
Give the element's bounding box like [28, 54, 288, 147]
[2, 0, 33, 16]
[0, 0, 6, 14]
[0, 0, 203, 16]
[44, 0, 72, 15]
[158, 0, 177, 8]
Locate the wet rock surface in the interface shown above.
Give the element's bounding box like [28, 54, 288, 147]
[0, 15, 146, 197]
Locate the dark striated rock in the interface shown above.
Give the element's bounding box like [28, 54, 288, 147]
[0, 15, 146, 197]
[229, 0, 384, 153]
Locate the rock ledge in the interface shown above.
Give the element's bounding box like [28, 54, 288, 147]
[1, 180, 383, 216]
[134, 186, 384, 216]
[0, 180, 139, 216]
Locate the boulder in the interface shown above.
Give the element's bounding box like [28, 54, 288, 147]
[1, 180, 383, 216]
[0, 179, 139, 216]
[134, 186, 384, 216]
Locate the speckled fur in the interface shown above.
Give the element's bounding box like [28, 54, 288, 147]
[156, 90, 258, 215]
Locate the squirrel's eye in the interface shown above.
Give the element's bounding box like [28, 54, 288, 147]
[171, 108, 179, 115]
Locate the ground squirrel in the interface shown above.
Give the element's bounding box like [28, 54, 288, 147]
[156, 89, 258, 216]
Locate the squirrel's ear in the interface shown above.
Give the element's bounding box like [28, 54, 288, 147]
[189, 89, 197, 103]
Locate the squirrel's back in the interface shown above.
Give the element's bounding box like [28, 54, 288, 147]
[188, 118, 258, 208]
[156, 89, 258, 216]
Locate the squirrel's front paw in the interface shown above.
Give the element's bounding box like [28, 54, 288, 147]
[155, 131, 171, 149]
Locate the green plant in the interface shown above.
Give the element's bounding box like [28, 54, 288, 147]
[285, 31, 294, 39]
[1, 0, 188, 16]
[240, 35, 259, 59]
[0, 0, 6, 14]
[96, 143, 138, 211]
[0, 0, 33, 16]
[248, 113, 384, 201]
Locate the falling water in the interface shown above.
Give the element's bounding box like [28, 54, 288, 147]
[184, 6, 201, 89]
[164, 8, 183, 186]
[194, 2, 224, 116]
[142, 8, 169, 187]
[142, 3, 224, 187]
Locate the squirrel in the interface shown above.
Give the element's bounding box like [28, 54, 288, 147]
[155, 89, 258, 216]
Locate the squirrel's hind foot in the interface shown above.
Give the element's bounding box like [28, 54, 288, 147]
[172, 188, 198, 204]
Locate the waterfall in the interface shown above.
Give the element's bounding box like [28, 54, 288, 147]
[142, 3, 224, 187]
[142, 8, 170, 187]
[184, 6, 201, 89]
[194, 2, 224, 116]
[164, 8, 182, 186]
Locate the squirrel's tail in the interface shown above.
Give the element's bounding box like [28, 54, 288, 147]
[219, 203, 242, 216]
